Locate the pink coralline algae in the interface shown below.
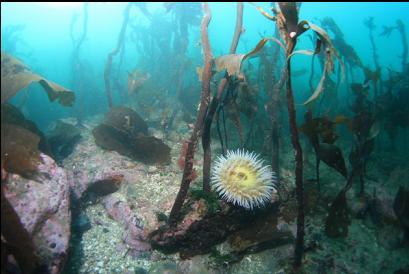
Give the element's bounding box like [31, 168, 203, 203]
[3, 153, 71, 274]
[103, 195, 151, 256]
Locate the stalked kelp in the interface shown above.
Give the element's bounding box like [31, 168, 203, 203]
[2, 3, 409, 273]
[254, 2, 344, 268]
[300, 111, 348, 191]
[104, 3, 132, 109]
[202, 2, 244, 194]
[364, 17, 380, 74]
[168, 3, 213, 226]
[70, 3, 89, 126]
[155, 2, 346, 270]
[321, 17, 362, 73]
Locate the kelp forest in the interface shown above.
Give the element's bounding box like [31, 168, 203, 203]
[1, 2, 409, 274]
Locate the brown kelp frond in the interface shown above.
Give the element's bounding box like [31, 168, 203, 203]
[244, 37, 286, 58]
[1, 123, 43, 179]
[277, 2, 299, 36]
[303, 54, 332, 105]
[127, 69, 151, 95]
[214, 38, 285, 78]
[285, 21, 345, 105]
[325, 190, 350, 238]
[214, 54, 246, 78]
[318, 143, 347, 178]
[379, 25, 397, 37]
[299, 114, 347, 178]
[169, 2, 213, 226]
[363, 17, 376, 30]
[363, 66, 381, 85]
[1, 52, 75, 106]
[321, 17, 363, 69]
[248, 2, 276, 21]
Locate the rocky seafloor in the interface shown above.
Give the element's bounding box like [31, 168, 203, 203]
[4, 110, 409, 274]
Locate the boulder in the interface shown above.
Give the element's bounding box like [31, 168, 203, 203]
[92, 107, 171, 165]
[47, 120, 81, 163]
[2, 153, 71, 274]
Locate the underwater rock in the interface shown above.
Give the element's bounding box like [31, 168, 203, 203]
[48, 120, 81, 163]
[102, 195, 151, 256]
[92, 107, 171, 165]
[3, 153, 71, 274]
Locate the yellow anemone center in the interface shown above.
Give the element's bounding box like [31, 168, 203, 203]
[227, 163, 257, 189]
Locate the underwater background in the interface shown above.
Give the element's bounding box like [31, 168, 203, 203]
[1, 2, 409, 274]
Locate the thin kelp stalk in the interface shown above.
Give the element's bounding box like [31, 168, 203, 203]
[168, 3, 213, 226]
[286, 40, 305, 270]
[267, 63, 286, 180]
[202, 2, 243, 193]
[364, 17, 380, 97]
[269, 27, 285, 180]
[170, 5, 195, 134]
[253, 3, 305, 267]
[70, 3, 89, 126]
[309, 54, 316, 94]
[271, 3, 305, 268]
[364, 17, 380, 70]
[104, 3, 132, 109]
[397, 20, 408, 72]
[308, 33, 318, 94]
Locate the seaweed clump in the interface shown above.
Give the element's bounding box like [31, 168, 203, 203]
[92, 106, 171, 165]
[1, 103, 50, 155]
[1, 105, 49, 179]
[1, 123, 43, 179]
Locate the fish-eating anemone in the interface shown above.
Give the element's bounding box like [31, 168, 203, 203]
[211, 149, 276, 209]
